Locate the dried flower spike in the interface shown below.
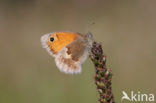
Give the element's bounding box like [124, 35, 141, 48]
[90, 42, 115, 103]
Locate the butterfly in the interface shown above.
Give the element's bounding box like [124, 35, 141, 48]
[41, 32, 92, 74]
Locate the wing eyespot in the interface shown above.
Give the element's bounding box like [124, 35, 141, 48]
[50, 37, 54, 42]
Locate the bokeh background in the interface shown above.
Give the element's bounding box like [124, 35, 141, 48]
[0, 0, 156, 103]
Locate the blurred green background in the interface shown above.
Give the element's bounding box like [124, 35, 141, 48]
[0, 0, 156, 103]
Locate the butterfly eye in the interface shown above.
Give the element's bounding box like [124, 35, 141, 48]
[50, 37, 54, 42]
